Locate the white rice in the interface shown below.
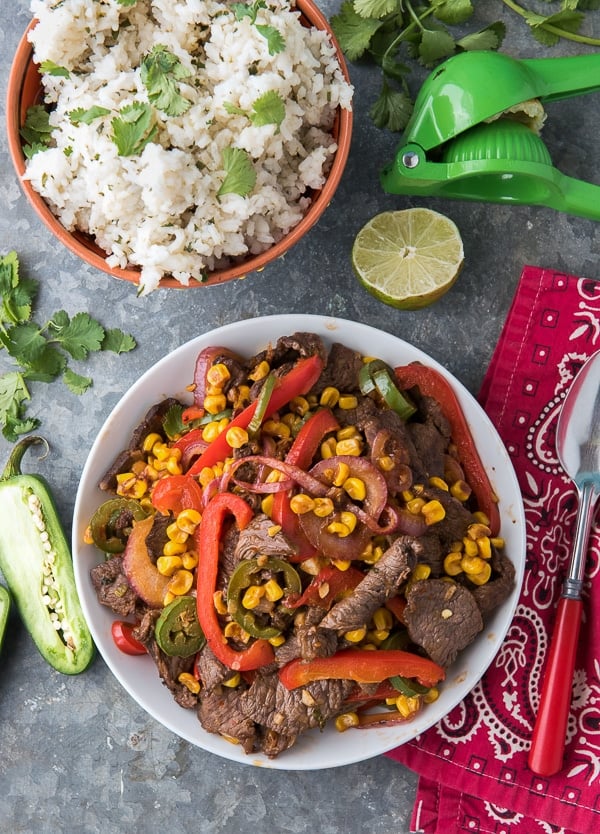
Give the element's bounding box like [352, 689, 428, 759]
[24, 0, 353, 293]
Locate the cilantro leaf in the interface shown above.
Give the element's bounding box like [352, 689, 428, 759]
[22, 345, 67, 382]
[331, 1, 383, 61]
[141, 45, 192, 117]
[20, 105, 53, 156]
[250, 91, 286, 130]
[456, 21, 506, 51]
[353, 0, 397, 19]
[0, 372, 39, 441]
[111, 102, 157, 156]
[162, 403, 186, 440]
[431, 0, 473, 26]
[217, 147, 257, 198]
[0, 252, 38, 326]
[418, 26, 456, 66]
[39, 60, 70, 78]
[101, 328, 137, 354]
[255, 24, 286, 55]
[47, 311, 105, 360]
[63, 368, 93, 395]
[69, 106, 111, 125]
[117, 0, 139, 5]
[369, 78, 413, 131]
[233, 0, 266, 23]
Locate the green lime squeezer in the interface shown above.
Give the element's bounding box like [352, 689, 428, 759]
[380, 50, 600, 220]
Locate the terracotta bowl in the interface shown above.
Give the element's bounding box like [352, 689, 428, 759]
[6, 0, 352, 289]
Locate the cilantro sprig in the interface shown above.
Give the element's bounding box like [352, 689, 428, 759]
[217, 147, 257, 198]
[332, 0, 600, 132]
[224, 90, 286, 132]
[232, 1, 286, 55]
[0, 252, 137, 441]
[140, 45, 192, 117]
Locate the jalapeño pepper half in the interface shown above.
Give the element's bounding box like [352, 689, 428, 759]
[0, 437, 94, 674]
[154, 596, 205, 657]
[226, 557, 302, 639]
[0, 585, 10, 655]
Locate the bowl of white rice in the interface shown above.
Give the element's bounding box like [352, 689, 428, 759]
[7, 0, 353, 294]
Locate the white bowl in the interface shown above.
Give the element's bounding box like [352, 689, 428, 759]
[72, 315, 526, 770]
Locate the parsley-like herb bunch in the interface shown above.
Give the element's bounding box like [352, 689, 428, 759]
[332, 0, 600, 132]
[0, 252, 137, 441]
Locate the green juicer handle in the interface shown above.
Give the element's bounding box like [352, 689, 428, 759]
[521, 53, 600, 103]
[549, 172, 600, 221]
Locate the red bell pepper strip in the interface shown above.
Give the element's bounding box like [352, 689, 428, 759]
[278, 648, 445, 690]
[272, 408, 339, 560]
[194, 492, 274, 671]
[187, 354, 325, 476]
[287, 564, 365, 609]
[385, 595, 407, 624]
[394, 363, 501, 536]
[111, 621, 147, 656]
[151, 474, 204, 516]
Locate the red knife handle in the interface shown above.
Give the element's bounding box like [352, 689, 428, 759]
[528, 596, 582, 777]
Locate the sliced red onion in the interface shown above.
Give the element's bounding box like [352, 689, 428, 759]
[192, 346, 242, 407]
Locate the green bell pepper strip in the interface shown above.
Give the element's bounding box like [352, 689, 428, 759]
[394, 363, 501, 536]
[187, 354, 324, 476]
[154, 595, 205, 657]
[226, 557, 301, 638]
[278, 648, 445, 690]
[0, 437, 95, 674]
[89, 497, 147, 553]
[194, 492, 275, 671]
[247, 372, 276, 438]
[359, 360, 416, 420]
[0, 585, 10, 654]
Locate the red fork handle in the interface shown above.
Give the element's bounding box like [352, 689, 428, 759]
[528, 596, 582, 776]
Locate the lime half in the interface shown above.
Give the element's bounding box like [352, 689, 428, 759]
[351, 208, 464, 310]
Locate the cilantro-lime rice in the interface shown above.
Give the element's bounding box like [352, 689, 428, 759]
[23, 0, 353, 293]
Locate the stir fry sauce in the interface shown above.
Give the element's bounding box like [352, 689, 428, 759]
[88, 333, 515, 758]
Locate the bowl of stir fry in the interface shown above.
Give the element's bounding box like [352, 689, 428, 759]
[73, 315, 525, 769]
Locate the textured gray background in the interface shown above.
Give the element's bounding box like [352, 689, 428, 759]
[1, 1, 600, 832]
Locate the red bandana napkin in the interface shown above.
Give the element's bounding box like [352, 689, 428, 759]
[387, 266, 600, 834]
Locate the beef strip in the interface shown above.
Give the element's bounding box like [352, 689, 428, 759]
[90, 555, 137, 616]
[319, 536, 420, 632]
[198, 687, 257, 754]
[311, 342, 364, 395]
[233, 513, 298, 562]
[404, 578, 483, 668]
[99, 399, 180, 491]
[259, 728, 297, 758]
[250, 332, 327, 375]
[407, 419, 448, 479]
[194, 643, 231, 690]
[472, 549, 516, 620]
[275, 621, 338, 665]
[239, 671, 355, 743]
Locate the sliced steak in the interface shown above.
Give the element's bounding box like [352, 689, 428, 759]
[90, 555, 137, 617]
[239, 671, 354, 740]
[195, 643, 231, 691]
[233, 513, 298, 563]
[198, 687, 257, 754]
[319, 536, 420, 632]
[311, 342, 364, 395]
[404, 578, 483, 668]
[472, 549, 516, 620]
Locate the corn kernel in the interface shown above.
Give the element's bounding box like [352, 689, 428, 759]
[224, 621, 250, 642]
[182, 550, 198, 570]
[261, 494, 274, 517]
[332, 461, 350, 487]
[443, 552, 463, 576]
[363, 544, 384, 564]
[320, 437, 337, 459]
[491, 536, 506, 550]
[225, 426, 249, 449]
[266, 469, 285, 484]
[339, 511, 357, 533]
[142, 432, 162, 453]
[377, 455, 395, 472]
[262, 420, 290, 439]
[461, 555, 487, 576]
[422, 500, 446, 525]
[327, 521, 351, 537]
[428, 476, 448, 491]
[476, 536, 492, 560]
[450, 479, 472, 502]
[217, 417, 230, 435]
[472, 510, 490, 526]
[395, 694, 421, 718]
[268, 634, 286, 647]
[131, 460, 147, 476]
[163, 539, 187, 557]
[83, 526, 94, 545]
[467, 522, 492, 540]
[467, 561, 492, 585]
[423, 687, 440, 704]
[406, 497, 425, 515]
[202, 421, 221, 443]
[223, 673, 241, 688]
[343, 477, 366, 502]
[344, 627, 367, 643]
[289, 396, 310, 416]
[290, 493, 315, 514]
[338, 394, 358, 409]
[268, 525, 281, 537]
[242, 585, 265, 610]
[206, 363, 231, 386]
[176, 508, 202, 534]
[335, 712, 360, 732]
[411, 564, 431, 582]
[281, 412, 301, 431]
[372, 607, 393, 632]
[331, 559, 351, 571]
[166, 457, 183, 476]
[167, 569, 194, 596]
[335, 438, 363, 456]
[213, 590, 227, 615]
[320, 387, 340, 408]
[178, 672, 200, 694]
[337, 426, 360, 441]
[197, 467, 215, 487]
[163, 591, 175, 607]
[152, 442, 169, 461]
[204, 394, 227, 415]
[248, 361, 270, 381]
[313, 497, 334, 517]
[300, 557, 325, 576]
[264, 579, 284, 602]
[462, 537, 479, 557]
[167, 522, 189, 544]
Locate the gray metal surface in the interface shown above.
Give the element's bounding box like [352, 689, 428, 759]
[1, 1, 600, 832]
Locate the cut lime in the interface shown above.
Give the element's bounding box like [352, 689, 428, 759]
[351, 208, 464, 310]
